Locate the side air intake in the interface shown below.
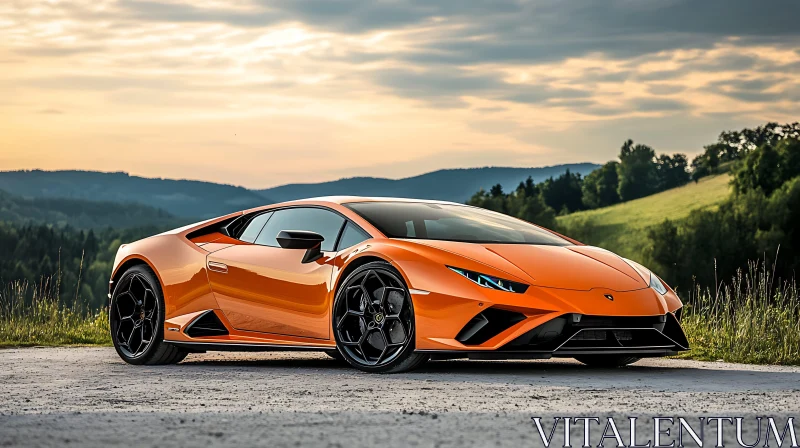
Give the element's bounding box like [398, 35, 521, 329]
[456, 308, 526, 345]
[185, 310, 229, 338]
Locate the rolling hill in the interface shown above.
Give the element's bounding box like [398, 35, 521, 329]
[256, 164, 600, 204]
[556, 174, 733, 261]
[0, 170, 270, 219]
[0, 164, 600, 219]
[0, 189, 187, 229]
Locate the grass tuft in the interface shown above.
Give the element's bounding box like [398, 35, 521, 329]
[678, 261, 800, 365]
[0, 278, 110, 347]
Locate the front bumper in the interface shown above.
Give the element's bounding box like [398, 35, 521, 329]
[417, 311, 689, 360]
[411, 280, 687, 354]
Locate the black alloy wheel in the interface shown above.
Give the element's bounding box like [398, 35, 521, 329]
[333, 261, 428, 373]
[109, 265, 187, 365]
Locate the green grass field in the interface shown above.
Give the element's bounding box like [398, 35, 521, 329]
[0, 280, 110, 348]
[678, 265, 800, 365]
[556, 174, 732, 261]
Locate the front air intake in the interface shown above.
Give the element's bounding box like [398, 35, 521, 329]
[503, 313, 689, 353]
[456, 308, 526, 345]
[185, 310, 229, 338]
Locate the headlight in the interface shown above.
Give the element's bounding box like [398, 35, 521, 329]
[622, 258, 668, 295]
[447, 266, 529, 293]
[649, 273, 668, 295]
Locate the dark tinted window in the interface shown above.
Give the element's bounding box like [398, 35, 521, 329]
[239, 212, 273, 243]
[345, 202, 571, 246]
[336, 222, 371, 250]
[255, 207, 345, 251]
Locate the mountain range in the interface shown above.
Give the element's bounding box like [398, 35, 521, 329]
[0, 164, 599, 220]
[0, 170, 268, 219]
[256, 164, 599, 204]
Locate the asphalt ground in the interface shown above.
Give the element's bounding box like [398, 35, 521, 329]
[2, 348, 799, 447]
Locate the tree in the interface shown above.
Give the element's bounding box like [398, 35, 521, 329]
[690, 122, 800, 182]
[732, 138, 800, 196]
[506, 189, 557, 229]
[0, 222, 170, 309]
[517, 176, 540, 197]
[540, 169, 584, 214]
[718, 122, 799, 157]
[468, 188, 506, 214]
[582, 161, 620, 209]
[489, 184, 504, 197]
[466, 178, 557, 229]
[691, 148, 719, 182]
[617, 139, 657, 201]
[655, 153, 690, 191]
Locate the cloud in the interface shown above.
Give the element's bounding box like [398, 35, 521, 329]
[2, 0, 798, 187]
[371, 68, 500, 99]
[632, 98, 690, 112]
[20, 75, 188, 92]
[370, 68, 594, 107]
[112, 1, 800, 65]
[473, 107, 506, 114]
[647, 85, 687, 95]
[15, 46, 105, 57]
[359, 0, 799, 66]
[684, 54, 760, 72]
[119, 0, 279, 27]
[710, 77, 795, 103]
[502, 87, 592, 105]
[633, 70, 685, 82]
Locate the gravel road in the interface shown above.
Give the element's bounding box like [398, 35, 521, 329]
[1, 348, 799, 447]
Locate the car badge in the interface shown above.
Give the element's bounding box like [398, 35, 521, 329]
[604, 294, 614, 301]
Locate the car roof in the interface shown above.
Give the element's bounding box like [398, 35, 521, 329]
[274, 196, 465, 206]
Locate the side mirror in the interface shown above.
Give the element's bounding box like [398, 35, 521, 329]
[276, 230, 324, 263]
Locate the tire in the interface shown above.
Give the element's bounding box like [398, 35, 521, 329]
[574, 355, 640, 367]
[332, 261, 428, 373]
[109, 264, 188, 365]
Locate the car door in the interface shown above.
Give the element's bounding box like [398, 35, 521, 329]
[206, 207, 346, 340]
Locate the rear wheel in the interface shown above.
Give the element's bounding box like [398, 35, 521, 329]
[333, 261, 428, 373]
[575, 355, 640, 367]
[110, 264, 187, 365]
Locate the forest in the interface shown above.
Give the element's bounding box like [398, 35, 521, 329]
[1, 122, 798, 310]
[0, 224, 168, 309]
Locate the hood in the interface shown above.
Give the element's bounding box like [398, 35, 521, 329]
[409, 240, 648, 292]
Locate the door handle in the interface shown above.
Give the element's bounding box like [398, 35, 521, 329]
[208, 261, 228, 273]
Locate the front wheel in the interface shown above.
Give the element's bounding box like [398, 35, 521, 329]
[575, 355, 640, 367]
[332, 261, 428, 373]
[109, 264, 187, 365]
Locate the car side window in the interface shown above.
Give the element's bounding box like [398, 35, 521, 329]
[336, 222, 371, 251]
[255, 207, 345, 252]
[239, 212, 273, 243]
[405, 221, 416, 237]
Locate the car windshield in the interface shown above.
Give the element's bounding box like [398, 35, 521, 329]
[345, 201, 572, 246]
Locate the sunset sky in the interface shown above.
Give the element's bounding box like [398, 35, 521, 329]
[2, 0, 798, 189]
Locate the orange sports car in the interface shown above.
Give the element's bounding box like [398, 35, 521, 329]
[108, 197, 688, 373]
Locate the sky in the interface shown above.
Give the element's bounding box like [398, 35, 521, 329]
[1, 0, 798, 189]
